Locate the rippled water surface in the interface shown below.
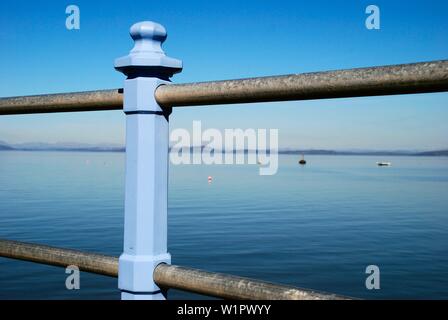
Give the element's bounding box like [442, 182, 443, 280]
[0, 151, 447, 299]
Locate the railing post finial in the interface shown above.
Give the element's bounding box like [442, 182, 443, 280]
[115, 21, 182, 300]
[115, 21, 182, 79]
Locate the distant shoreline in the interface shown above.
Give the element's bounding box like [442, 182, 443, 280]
[1, 147, 447, 157]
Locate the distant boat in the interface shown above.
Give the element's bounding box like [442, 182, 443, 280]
[377, 162, 391, 166]
[299, 154, 306, 165]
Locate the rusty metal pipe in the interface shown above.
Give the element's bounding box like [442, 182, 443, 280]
[153, 264, 348, 300]
[0, 239, 349, 300]
[0, 89, 123, 115]
[0, 239, 118, 277]
[155, 60, 448, 107]
[0, 60, 447, 115]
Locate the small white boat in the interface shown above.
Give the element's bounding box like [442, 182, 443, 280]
[376, 162, 391, 166]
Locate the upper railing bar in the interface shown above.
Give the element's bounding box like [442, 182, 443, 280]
[0, 89, 123, 115]
[0, 60, 447, 115]
[155, 60, 448, 107]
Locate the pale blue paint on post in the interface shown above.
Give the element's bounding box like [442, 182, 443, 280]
[115, 21, 182, 300]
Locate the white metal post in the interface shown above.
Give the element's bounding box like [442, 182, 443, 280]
[114, 21, 182, 300]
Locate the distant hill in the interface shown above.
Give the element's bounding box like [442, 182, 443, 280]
[0, 140, 447, 156]
[278, 149, 416, 156]
[0, 141, 14, 150]
[414, 150, 448, 156]
[0, 141, 123, 152]
[0, 144, 14, 150]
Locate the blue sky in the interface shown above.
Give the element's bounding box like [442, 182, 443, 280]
[0, 0, 447, 150]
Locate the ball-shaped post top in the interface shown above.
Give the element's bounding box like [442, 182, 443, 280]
[129, 21, 166, 44]
[115, 21, 182, 79]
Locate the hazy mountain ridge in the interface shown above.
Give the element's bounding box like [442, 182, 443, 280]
[0, 141, 447, 156]
[0, 141, 124, 152]
[414, 150, 448, 156]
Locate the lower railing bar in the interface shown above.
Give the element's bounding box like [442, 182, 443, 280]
[0, 239, 349, 300]
[0, 60, 447, 115]
[0, 239, 118, 277]
[153, 263, 348, 300]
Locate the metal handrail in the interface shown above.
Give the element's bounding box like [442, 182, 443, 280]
[0, 239, 118, 277]
[155, 60, 448, 107]
[0, 60, 447, 115]
[0, 89, 122, 115]
[0, 239, 349, 300]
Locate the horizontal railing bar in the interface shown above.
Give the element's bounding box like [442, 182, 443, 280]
[0, 239, 348, 300]
[153, 263, 348, 300]
[2, 60, 445, 115]
[0, 239, 118, 277]
[0, 89, 123, 115]
[155, 60, 448, 107]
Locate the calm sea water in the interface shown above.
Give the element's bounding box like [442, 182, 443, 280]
[0, 151, 447, 299]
